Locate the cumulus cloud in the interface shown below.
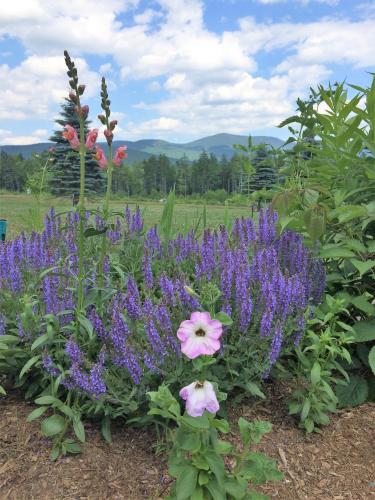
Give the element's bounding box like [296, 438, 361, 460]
[0, 127, 49, 145]
[0, 0, 374, 141]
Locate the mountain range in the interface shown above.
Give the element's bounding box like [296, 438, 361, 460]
[0, 133, 284, 163]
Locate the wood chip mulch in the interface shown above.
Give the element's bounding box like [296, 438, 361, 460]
[0, 388, 374, 500]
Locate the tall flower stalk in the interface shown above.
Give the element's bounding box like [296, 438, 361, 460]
[63, 50, 88, 328]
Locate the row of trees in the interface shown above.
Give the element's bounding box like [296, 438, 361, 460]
[1, 98, 281, 197]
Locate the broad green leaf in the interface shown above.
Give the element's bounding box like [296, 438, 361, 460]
[20, 355, 40, 378]
[350, 259, 375, 276]
[27, 406, 48, 422]
[212, 418, 230, 433]
[205, 452, 225, 486]
[214, 439, 233, 454]
[175, 465, 198, 500]
[336, 375, 369, 407]
[35, 395, 60, 405]
[41, 414, 66, 437]
[214, 311, 233, 326]
[301, 399, 311, 421]
[351, 296, 375, 315]
[180, 414, 210, 430]
[319, 247, 355, 259]
[368, 346, 375, 376]
[101, 416, 112, 444]
[224, 478, 247, 499]
[352, 320, 375, 342]
[310, 362, 321, 385]
[31, 334, 49, 351]
[84, 226, 108, 237]
[73, 416, 85, 443]
[205, 478, 227, 500]
[77, 314, 93, 339]
[241, 452, 283, 485]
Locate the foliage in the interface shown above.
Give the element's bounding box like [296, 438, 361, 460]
[272, 75, 375, 408]
[148, 385, 282, 500]
[49, 98, 104, 196]
[281, 295, 354, 432]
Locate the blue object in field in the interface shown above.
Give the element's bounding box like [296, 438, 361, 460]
[0, 219, 7, 241]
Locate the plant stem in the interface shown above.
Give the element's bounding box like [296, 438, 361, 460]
[76, 117, 86, 334]
[99, 144, 113, 287]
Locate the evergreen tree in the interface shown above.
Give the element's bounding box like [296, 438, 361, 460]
[49, 98, 104, 196]
[249, 145, 277, 191]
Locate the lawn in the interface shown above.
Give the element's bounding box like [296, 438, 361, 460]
[0, 193, 252, 239]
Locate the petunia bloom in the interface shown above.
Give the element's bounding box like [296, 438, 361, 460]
[85, 129, 98, 150]
[179, 380, 219, 417]
[62, 124, 80, 150]
[177, 311, 222, 359]
[95, 145, 108, 169]
[113, 146, 128, 167]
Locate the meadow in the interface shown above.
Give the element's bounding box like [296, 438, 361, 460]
[0, 193, 252, 240]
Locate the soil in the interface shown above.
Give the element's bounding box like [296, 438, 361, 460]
[0, 386, 374, 500]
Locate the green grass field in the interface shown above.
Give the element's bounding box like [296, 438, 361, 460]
[0, 194, 252, 239]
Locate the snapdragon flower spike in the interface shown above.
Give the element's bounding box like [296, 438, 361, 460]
[62, 124, 80, 150]
[113, 146, 128, 167]
[179, 380, 220, 417]
[177, 312, 223, 359]
[85, 128, 98, 150]
[95, 145, 108, 169]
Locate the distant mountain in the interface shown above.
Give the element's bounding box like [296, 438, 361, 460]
[0, 133, 285, 162]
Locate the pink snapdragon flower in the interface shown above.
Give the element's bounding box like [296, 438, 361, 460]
[179, 380, 219, 417]
[113, 146, 128, 167]
[95, 145, 108, 169]
[177, 312, 223, 359]
[62, 124, 80, 150]
[85, 129, 98, 150]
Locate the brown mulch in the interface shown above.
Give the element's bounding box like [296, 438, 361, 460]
[0, 388, 374, 500]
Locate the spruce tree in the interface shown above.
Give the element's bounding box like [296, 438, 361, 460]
[49, 98, 104, 196]
[249, 145, 277, 191]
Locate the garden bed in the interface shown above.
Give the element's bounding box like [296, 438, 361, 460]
[1, 386, 374, 500]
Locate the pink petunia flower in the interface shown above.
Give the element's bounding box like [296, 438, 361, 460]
[95, 145, 108, 169]
[62, 124, 80, 150]
[177, 312, 223, 359]
[179, 380, 219, 417]
[113, 145, 128, 167]
[85, 129, 98, 150]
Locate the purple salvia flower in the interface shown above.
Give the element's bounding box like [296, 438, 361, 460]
[143, 252, 153, 289]
[159, 273, 177, 306]
[0, 313, 5, 335]
[269, 321, 283, 368]
[66, 338, 84, 365]
[42, 354, 60, 377]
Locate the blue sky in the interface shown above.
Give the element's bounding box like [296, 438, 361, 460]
[0, 0, 374, 145]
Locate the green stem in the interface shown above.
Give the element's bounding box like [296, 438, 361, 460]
[76, 117, 86, 335]
[99, 144, 113, 287]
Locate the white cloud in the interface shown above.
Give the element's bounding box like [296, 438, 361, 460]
[0, 55, 100, 121]
[256, 0, 340, 5]
[1, 0, 375, 142]
[0, 127, 49, 145]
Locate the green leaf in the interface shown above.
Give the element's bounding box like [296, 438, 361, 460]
[238, 418, 272, 446]
[63, 439, 81, 454]
[198, 471, 210, 485]
[191, 487, 204, 500]
[353, 320, 375, 342]
[350, 259, 375, 276]
[19, 355, 40, 378]
[0, 385, 6, 396]
[41, 414, 66, 437]
[101, 416, 112, 444]
[214, 311, 233, 326]
[175, 465, 198, 500]
[31, 334, 49, 351]
[241, 452, 283, 485]
[50, 445, 61, 461]
[224, 478, 247, 499]
[310, 362, 321, 385]
[319, 247, 355, 259]
[77, 314, 93, 339]
[336, 375, 369, 407]
[351, 296, 375, 315]
[180, 414, 210, 430]
[214, 439, 233, 454]
[205, 478, 227, 500]
[177, 431, 201, 452]
[27, 406, 48, 422]
[368, 346, 375, 376]
[212, 418, 230, 434]
[301, 399, 311, 421]
[84, 226, 108, 237]
[73, 416, 85, 443]
[35, 395, 60, 405]
[205, 452, 225, 487]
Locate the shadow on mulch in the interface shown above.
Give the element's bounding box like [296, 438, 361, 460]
[0, 385, 374, 500]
